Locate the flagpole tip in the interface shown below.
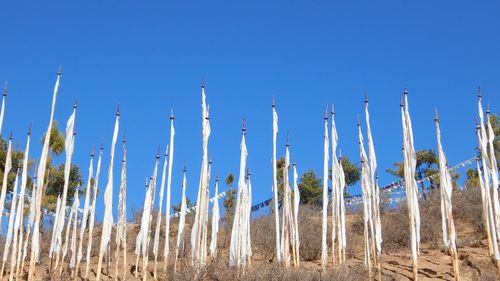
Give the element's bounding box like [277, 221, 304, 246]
[324, 105, 329, 120]
[272, 96, 276, 108]
[27, 121, 32, 136]
[201, 80, 205, 88]
[477, 86, 482, 99]
[156, 146, 160, 159]
[364, 91, 368, 104]
[91, 144, 95, 157]
[331, 104, 335, 115]
[242, 118, 246, 134]
[357, 114, 361, 127]
[116, 104, 120, 116]
[73, 98, 78, 109]
[3, 81, 7, 97]
[123, 130, 127, 144]
[100, 143, 104, 151]
[486, 104, 491, 115]
[183, 161, 187, 173]
[286, 132, 289, 147]
[170, 109, 175, 120]
[57, 65, 62, 76]
[403, 84, 408, 95]
[9, 131, 12, 140]
[434, 109, 439, 122]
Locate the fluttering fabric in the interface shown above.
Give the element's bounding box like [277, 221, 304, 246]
[191, 85, 211, 269]
[95, 111, 120, 281]
[75, 150, 93, 273]
[29, 70, 61, 281]
[435, 113, 459, 278]
[0, 136, 13, 231]
[401, 90, 421, 280]
[272, 103, 282, 263]
[321, 111, 329, 270]
[175, 168, 188, 266]
[365, 100, 382, 260]
[229, 130, 250, 268]
[358, 125, 373, 268]
[163, 114, 175, 261]
[84, 147, 103, 278]
[51, 105, 76, 269]
[209, 178, 220, 257]
[115, 139, 127, 279]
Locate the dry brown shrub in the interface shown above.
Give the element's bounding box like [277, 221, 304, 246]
[250, 215, 275, 261]
[452, 185, 485, 235]
[298, 205, 322, 261]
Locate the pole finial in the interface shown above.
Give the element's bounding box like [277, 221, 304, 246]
[3, 81, 7, 97]
[486, 104, 491, 115]
[58, 65, 62, 76]
[27, 121, 32, 136]
[400, 94, 404, 107]
[403, 84, 408, 95]
[272, 96, 276, 108]
[123, 130, 127, 144]
[73, 98, 78, 109]
[286, 131, 289, 147]
[183, 161, 187, 172]
[357, 114, 361, 127]
[324, 105, 329, 120]
[477, 86, 482, 99]
[434, 108, 439, 122]
[9, 131, 12, 140]
[91, 144, 95, 157]
[170, 109, 175, 120]
[100, 143, 104, 151]
[201, 79, 205, 88]
[364, 91, 368, 104]
[242, 118, 246, 134]
[331, 104, 335, 115]
[116, 104, 120, 116]
[156, 146, 160, 159]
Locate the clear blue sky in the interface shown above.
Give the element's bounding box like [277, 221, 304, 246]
[0, 1, 499, 220]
